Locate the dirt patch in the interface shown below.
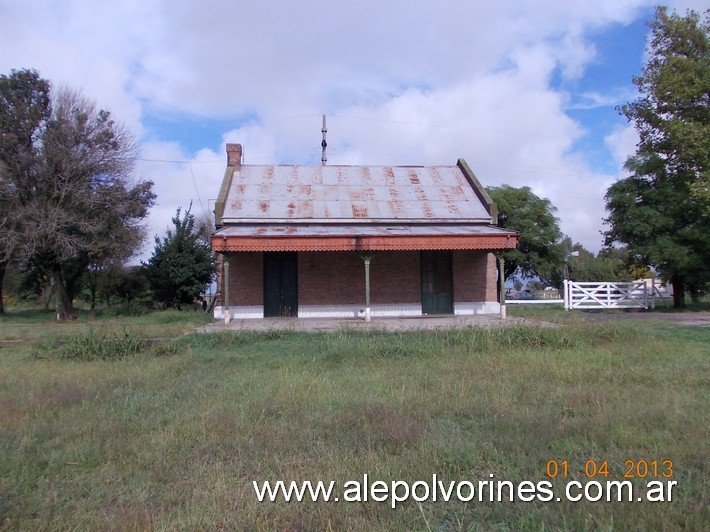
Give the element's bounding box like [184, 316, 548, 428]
[575, 310, 710, 327]
[0, 339, 23, 349]
[198, 315, 559, 333]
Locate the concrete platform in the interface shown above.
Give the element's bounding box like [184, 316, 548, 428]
[198, 314, 554, 333]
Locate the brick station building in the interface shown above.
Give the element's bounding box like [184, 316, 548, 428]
[211, 143, 518, 321]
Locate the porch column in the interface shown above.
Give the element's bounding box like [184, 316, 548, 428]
[358, 252, 376, 322]
[223, 253, 231, 324]
[498, 254, 506, 319]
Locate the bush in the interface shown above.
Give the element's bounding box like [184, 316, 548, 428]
[36, 329, 148, 361]
[95, 302, 153, 318]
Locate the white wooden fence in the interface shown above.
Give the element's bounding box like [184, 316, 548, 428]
[563, 280, 650, 310]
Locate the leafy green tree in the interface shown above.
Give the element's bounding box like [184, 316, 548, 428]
[487, 185, 563, 281]
[605, 156, 709, 306]
[82, 259, 128, 309]
[549, 237, 651, 286]
[568, 245, 613, 283]
[605, 8, 709, 307]
[115, 266, 151, 304]
[1, 70, 155, 319]
[143, 204, 215, 309]
[597, 246, 653, 281]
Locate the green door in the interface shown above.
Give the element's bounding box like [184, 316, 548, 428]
[264, 252, 298, 317]
[421, 250, 453, 314]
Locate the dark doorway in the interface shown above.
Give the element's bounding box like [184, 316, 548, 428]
[421, 250, 453, 314]
[263, 252, 298, 317]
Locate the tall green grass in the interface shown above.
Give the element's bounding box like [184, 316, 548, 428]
[0, 312, 707, 530]
[36, 329, 148, 361]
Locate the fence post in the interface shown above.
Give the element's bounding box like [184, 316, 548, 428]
[651, 278, 656, 310]
[607, 283, 611, 308]
[643, 280, 647, 309]
[563, 279, 569, 310]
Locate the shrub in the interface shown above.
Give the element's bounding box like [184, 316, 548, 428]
[96, 302, 153, 318]
[36, 329, 148, 361]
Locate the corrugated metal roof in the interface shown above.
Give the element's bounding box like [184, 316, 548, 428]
[221, 165, 492, 222]
[215, 224, 513, 238]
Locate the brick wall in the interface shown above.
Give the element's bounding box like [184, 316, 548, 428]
[298, 252, 364, 305]
[220, 250, 497, 308]
[453, 250, 498, 302]
[221, 252, 263, 306]
[485, 252, 499, 301]
[297, 251, 421, 305]
[370, 251, 420, 303]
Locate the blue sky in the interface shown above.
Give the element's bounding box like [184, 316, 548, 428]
[1, 0, 705, 256]
[560, 14, 650, 172]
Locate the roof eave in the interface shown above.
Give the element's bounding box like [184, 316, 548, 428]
[457, 159, 498, 224]
[214, 166, 235, 228]
[212, 233, 519, 253]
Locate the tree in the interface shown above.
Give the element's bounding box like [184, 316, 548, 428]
[551, 237, 651, 285]
[605, 8, 710, 307]
[597, 246, 653, 281]
[0, 69, 155, 319]
[82, 259, 127, 309]
[115, 266, 151, 304]
[487, 185, 563, 281]
[143, 204, 214, 309]
[0, 69, 51, 315]
[555, 238, 612, 284]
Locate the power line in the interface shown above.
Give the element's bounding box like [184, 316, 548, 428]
[138, 158, 222, 164]
[188, 163, 206, 216]
[137, 158, 211, 217]
[138, 154, 615, 180]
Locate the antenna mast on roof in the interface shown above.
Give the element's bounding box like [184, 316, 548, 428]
[321, 114, 328, 166]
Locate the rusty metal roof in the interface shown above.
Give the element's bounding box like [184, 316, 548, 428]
[220, 164, 492, 223]
[215, 223, 513, 238]
[212, 148, 518, 251]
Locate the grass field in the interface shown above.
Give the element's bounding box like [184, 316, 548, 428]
[1, 307, 708, 530]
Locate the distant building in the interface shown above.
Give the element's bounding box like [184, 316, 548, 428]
[211, 144, 518, 320]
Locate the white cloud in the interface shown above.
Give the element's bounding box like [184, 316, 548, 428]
[605, 125, 640, 170]
[1, 0, 698, 255]
[135, 141, 223, 260]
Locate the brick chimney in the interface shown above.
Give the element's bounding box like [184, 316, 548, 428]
[226, 143, 242, 168]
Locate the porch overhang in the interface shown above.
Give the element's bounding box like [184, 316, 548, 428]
[212, 224, 519, 252]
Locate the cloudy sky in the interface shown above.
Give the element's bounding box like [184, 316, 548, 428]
[1, 0, 705, 257]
